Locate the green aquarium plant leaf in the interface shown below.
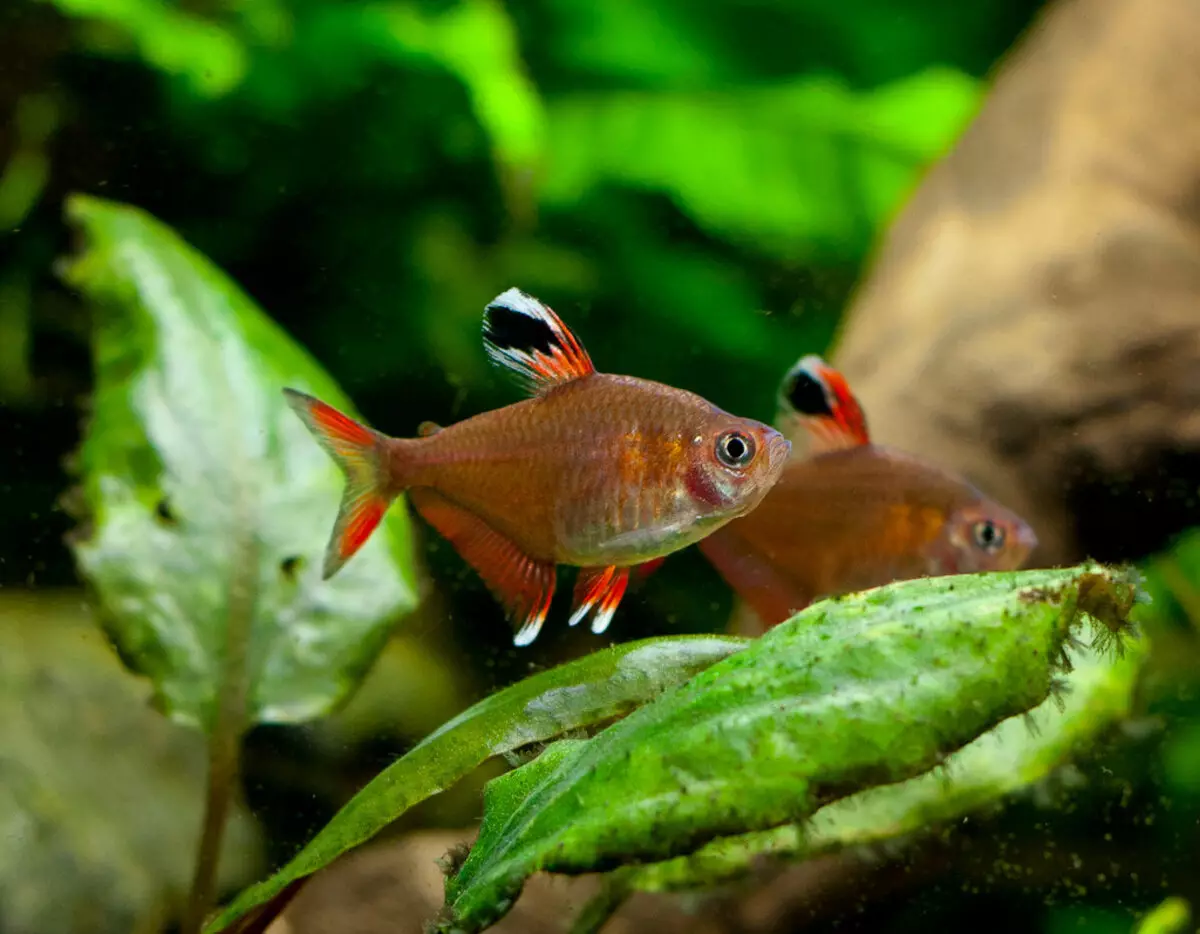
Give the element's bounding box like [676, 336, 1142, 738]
[205, 635, 745, 933]
[615, 612, 1148, 898]
[440, 564, 1143, 933]
[0, 592, 261, 934]
[1134, 897, 1192, 934]
[542, 66, 979, 260]
[61, 194, 420, 730]
[41, 0, 248, 97]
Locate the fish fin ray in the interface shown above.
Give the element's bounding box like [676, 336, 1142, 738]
[569, 565, 630, 633]
[283, 389, 395, 578]
[482, 288, 595, 395]
[778, 354, 870, 452]
[410, 488, 556, 645]
[698, 529, 811, 633]
[590, 568, 630, 634]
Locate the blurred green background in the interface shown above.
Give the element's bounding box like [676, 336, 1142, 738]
[0, 0, 1043, 682]
[9, 2, 1200, 934]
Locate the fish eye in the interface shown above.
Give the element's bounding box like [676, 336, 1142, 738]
[715, 430, 755, 469]
[972, 519, 1005, 552]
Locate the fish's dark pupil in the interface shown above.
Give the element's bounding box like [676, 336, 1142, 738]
[716, 431, 755, 469]
[973, 520, 1004, 550]
[785, 371, 833, 418]
[484, 304, 556, 356]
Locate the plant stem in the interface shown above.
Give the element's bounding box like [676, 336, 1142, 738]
[182, 525, 260, 934]
[569, 874, 632, 934]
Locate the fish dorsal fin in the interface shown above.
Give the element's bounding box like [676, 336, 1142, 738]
[778, 354, 870, 452]
[408, 488, 556, 646]
[482, 288, 595, 395]
[568, 565, 631, 635]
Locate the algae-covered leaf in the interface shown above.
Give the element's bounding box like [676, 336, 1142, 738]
[0, 592, 261, 934]
[622, 624, 1148, 896]
[441, 564, 1142, 933]
[205, 635, 745, 933]
[60, 195, 420, 730]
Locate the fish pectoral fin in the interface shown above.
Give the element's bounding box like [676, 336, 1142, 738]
[409, 488, 556, 646]
[482, 288, 596, 395]
[698, 529, 811, 634]
[777, 354, 870, 453]
[569, 565, 631, 635]
[417, 420, 443, 438]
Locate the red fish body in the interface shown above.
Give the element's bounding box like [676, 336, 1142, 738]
[698, 356, 1037, 634]
[285, 288, 790, 645]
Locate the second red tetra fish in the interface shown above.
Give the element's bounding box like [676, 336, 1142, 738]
[284, 288, 790, 645]
[698, 355, 1037, 634]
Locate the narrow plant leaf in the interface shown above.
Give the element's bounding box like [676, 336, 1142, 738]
[617, 625, 1148, 897]
[440, 564, 1142, 933]
[204, 635, 745, 933]
[61, 194, 420, 730]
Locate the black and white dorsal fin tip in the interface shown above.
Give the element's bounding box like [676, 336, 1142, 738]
[482, 288, 595, 395]
[778, 354, 870, 452]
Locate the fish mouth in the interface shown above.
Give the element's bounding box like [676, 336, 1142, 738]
[765, 431, 792, 474]
[1015, 521, 1040, 561]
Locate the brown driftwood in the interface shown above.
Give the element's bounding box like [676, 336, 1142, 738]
[832, 0, 1200, 567]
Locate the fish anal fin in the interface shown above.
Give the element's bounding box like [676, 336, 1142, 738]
[569, 565, 630, 635]
[482, 288, 595, 395]
[409, 488, 555, 645]
[698, 529, 811, 633]
[778, 354, 870, 452]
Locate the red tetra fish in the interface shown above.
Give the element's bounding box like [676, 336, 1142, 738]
[284, 288, 791, 645]
[698, 355, 1037, 634]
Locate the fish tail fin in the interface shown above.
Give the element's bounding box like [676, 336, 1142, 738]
[283, 388, 398, 579]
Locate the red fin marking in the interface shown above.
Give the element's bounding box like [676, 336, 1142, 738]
[569, 566, 615, 628]
[780, 355, 870, 453]
[482, 288, 595, 395]
[409, 488, 556, 646]
[698, 529, 811, 632]
[569, 565, 632, 634]
[591, 568, 630, 635]
[283, 389, 396, 579]
[631, 556, 666, 582]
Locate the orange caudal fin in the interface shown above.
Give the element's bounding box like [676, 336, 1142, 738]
[283, 389, 396, 579]
[777, 354, 870, 453]
[569, 566, 631, 635]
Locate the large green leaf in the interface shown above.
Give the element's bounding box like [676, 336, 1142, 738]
[205, 634, 745, 932]
[0, 592, 261, 934]
[542, 67, 980, 259]
[61, 195, 420, 730]
[615, 624, 1148, 898]
[440, 564, 1143, 932]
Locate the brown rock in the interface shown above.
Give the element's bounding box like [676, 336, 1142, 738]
[269, 830, 733, 934]
[832, 0, 1200, 566]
